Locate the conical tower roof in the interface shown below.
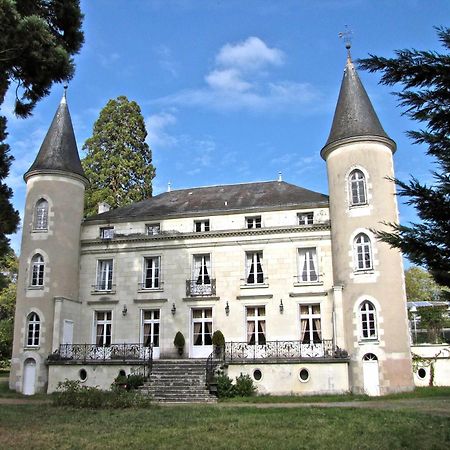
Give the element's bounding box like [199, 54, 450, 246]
[24, 91, 87, 183]
[321, 52, 395, 159]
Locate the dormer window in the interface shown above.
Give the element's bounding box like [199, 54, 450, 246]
[298, 212, 314, 225]
[194, 219, 210, 232]
[146, 223, 161, 235]
[100, 227, 114, 239]
[33, 199, 48, 231]
[246, 216, 261, 229]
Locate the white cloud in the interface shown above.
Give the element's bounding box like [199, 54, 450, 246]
[205, 69, 252, 92]
[154, 36, 321, 113]
[155, 45, 178, 77]
[146, 112, 178, 147]
[99, 52, 120, 68]
[216, 36, 284, 71]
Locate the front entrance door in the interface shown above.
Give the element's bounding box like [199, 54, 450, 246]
[191, 307, 213, 358]
[142, 309, 160, 359]
[23, 358, 36, 395]
[362, 353, 380, 396]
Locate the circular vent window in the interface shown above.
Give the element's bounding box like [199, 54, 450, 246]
[79, 369, 87, 382]
[299, 368, 310, 383]
[253, 369, 262, 381]
[417, 368, 427, 379]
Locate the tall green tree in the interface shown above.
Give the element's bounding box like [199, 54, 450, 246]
[0, 248, 17, 363]
[405, 266, 444, 302]
[0, 0, 84, 256]
[359, 27, 450, 293]
[0, 118, 20, 256]
[82, 96, 156, 216]
[0, 0, 84, 116]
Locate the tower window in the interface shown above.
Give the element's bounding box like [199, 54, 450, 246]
[30, 254, 45, 287]
[354, 233, 373, 271]
[360, 301, 378, 340]
[33, 199, 48, 231]
[26, 312, 40, 347]
[349, 169, 367, 206]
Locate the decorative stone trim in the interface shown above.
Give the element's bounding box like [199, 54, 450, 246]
[133, 298, 168, 304]
[236, 294, 273, 300]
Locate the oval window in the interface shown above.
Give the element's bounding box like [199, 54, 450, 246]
[253, 369, 262, 381]
[299, 368, 310, 382]
[79, 369, 87, 381]
[417, 368, 427, 379]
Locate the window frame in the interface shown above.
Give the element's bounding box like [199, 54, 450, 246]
[30, 254, 45, 287]
[146, 223, 161, 235]
[33, 199, 49, 231]
[349, 169, 368, 207]
[94, 310, 112, 347]
[192, 307, 213, 347]
[246, 306, 266, 345]
[246, 216, 262, 229]
[96, 259, 114, 291]
[298, 212, 314, 225]
[299, 304, 322, 344]
[26, 312, 40, 347]
[99, 226, 114, 239]
[194, 219, 210, 232]
[297, 248, 319, 283]
[359, 301, 378, 340]
[245, 251, 265, 285]
[354, 233, 373, 271]
[141, 309, 160, 348]
[142, 256, 161, 290]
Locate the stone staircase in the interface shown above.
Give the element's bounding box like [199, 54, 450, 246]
[141, 359, 217, 403]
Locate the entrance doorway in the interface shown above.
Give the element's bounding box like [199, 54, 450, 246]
[191, 307, 213, 358]
[23, 358, 36, 395]
[362, 353, 380, 396]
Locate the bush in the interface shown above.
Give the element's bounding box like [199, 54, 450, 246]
[126, 374, 145, 391]
[212, 330, 225, 348]
[173, 331, 185, 348]
[53, 379, 154, 409]
[234, 374, 256, 397]
[216, 374, 235, 398]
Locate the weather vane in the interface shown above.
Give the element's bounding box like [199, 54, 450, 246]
[338, 25, 353, 58]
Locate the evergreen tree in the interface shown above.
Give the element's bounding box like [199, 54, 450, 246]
[0, 0, 84, 116]
[359, 27, 450, 293]
[0, 118, 20, 256]
[405, 266, 445, 302]
[82, 96, 156, 216]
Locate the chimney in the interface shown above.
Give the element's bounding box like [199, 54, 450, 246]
[98, 202, 111, 214]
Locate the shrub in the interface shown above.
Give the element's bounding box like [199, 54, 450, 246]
[53, 378, 154, 409]
[216, 374, 235, 398]
[234, 374, 256, 397]
[212, 330, 225, 348]
[174, 331, 185, 355]
[126, 374, 145, 391]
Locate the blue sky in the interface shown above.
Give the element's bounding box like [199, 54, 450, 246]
[3, 0, 449, 254]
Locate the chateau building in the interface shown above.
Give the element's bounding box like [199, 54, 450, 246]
[10, 51, 414, 397]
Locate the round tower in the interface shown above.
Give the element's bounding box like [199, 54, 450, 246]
[10, 92, 87, 394]
[322, 50, 413, 395]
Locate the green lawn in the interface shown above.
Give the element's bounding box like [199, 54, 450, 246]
[0, 403, 448, 449]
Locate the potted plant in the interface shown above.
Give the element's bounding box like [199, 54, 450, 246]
[174, 331, 185, 356]
[212, 330, 225, 357]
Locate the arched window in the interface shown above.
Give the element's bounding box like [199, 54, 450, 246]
[27, 313, 40, 346]
[33, 199, 49, 230]
[354, 233, 372, 271]
[30, 254, 45, 287]
[360, 301, 377, 340]
[349, 169, 367, 206]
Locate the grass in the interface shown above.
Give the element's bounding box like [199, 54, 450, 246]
[0, 403, 448, 449]
[220, 386, 450, 403]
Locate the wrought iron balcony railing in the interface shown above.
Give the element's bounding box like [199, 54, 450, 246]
[48, 343, 153, 364]
[224, 339, 342, 362]
[186, 279, 216, 296]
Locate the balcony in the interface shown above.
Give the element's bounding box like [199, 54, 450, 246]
[186, 279, 216, 297]
[48, 343, 152, 364]
[223, 340, 347, 362]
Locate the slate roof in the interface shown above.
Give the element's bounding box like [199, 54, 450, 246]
[24, 94, 87, 181]
[321, 55, 395, 157]
[85, 181, 329, 223]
